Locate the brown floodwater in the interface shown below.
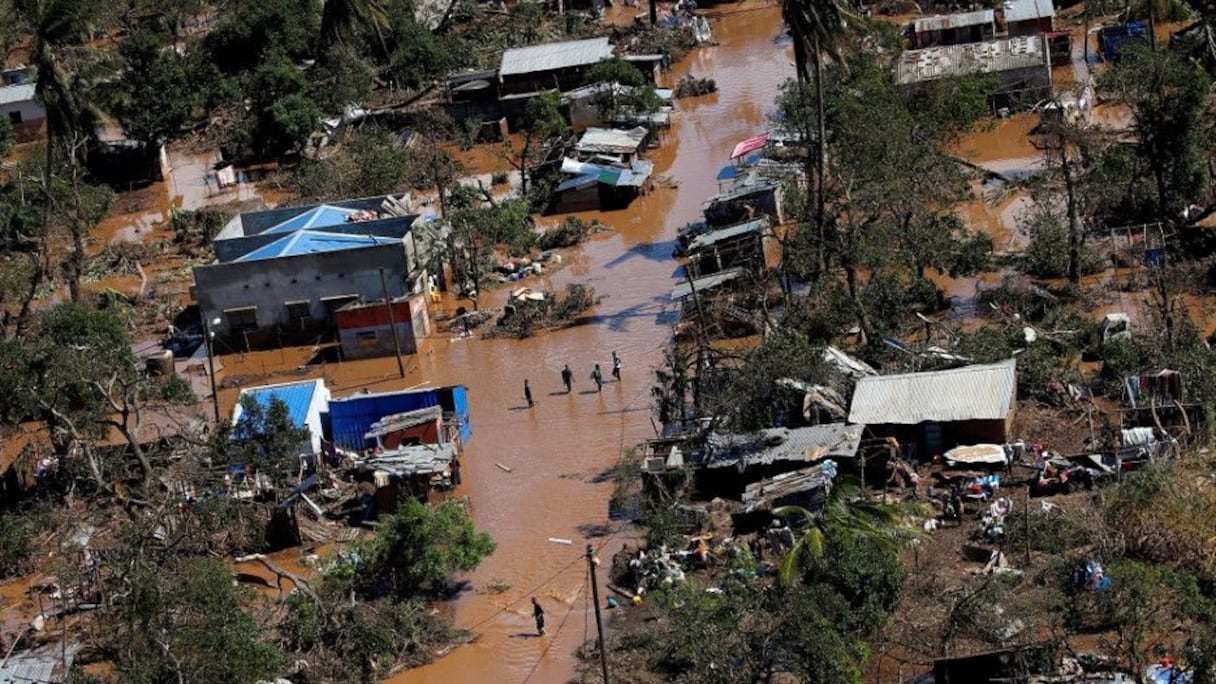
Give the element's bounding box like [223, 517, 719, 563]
[205, 6, 792, 683]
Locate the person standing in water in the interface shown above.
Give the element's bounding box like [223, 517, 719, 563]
[561, 364, 573, 393]
[524, 379, 534, 408]
[611, 351, 621, 381]
[591, 364, 603, 392]
[532, 597, 546, 635]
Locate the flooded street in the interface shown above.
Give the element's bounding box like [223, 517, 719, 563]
[383, 7, 793, 682]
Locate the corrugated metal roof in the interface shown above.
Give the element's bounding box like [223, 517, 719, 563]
[356, 442, 456, 476]
[0, 82, 36, 107]
[895, 36, 1048, 86]
[499, 37, 613, 77]
[670, 267, 744, 299]
[687, 218, 765, 251]
[234, 379, 324, 429]
[266, 205, 360, 234]
[234, 230, 399, 262]
[0, 645, 78, 683]
[847, 359, 1016, 425]
[1004, 0, 1054, 23]
[575, 126, 648, 155]
[328, 385, 471, 449]
[912, 9, 995, 33]
[704, 423, 864, 469]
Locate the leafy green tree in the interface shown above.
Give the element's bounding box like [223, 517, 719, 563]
[386, 16, 464, 91]
[0, 115, 13, 157]
[214, 395, 311, 481]
[292, 127, 413, 200]
[203, 0, 317, 75]
[357, 498, 495, 598]
[1100, 45, 1210, 222]
[504, 89, 566, 198]
[311, 43, 375, 111]
[111, 557, 286, 683]
[774, 477, 917, 585]
[112, 30, 195, 152]
[703, 329, 830, 431]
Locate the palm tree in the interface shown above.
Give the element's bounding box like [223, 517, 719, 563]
[774, 476, 921, 585]
[780, 0, 845, 276]
[319, 0, 391, 59]
[12, 0, 104, 321]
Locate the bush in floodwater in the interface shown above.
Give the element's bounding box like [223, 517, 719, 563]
[537, 217, 597, 250]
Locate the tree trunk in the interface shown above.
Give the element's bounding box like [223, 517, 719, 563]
[649, 0, 657, 26]
[813, 35, 828, 277]
[844, 262, 871, 343]
[1062, 144, 1082, 284]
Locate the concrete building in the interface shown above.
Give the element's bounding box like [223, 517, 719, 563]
[335, 294, 431, 359]
[1002, 0, 1055, 37]
[895, 36, 1052, 111]
[0, 78, 46, 142]
[191, 196, 444, 344]
[498, 37, 614, 95]
[847, 359, 1017, 458]
[232, 379, 332, 455]
[910, 10, 996, 48]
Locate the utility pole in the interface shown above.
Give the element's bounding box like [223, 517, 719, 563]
[203, 317, 221, 423]
[586, 544, 610, 684]
[378, 268, 406, 378]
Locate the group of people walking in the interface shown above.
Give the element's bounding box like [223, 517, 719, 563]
[524, 351, 622, 408]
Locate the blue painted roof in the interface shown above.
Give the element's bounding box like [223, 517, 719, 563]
[234, 230, 399, 262]
[326, 385, 471, 450]
[266, 205, 359, 234]
[235, 380, 320, 429]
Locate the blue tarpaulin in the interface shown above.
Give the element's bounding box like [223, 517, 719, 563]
[326, 385, 471, 451]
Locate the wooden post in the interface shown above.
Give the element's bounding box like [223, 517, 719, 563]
[587, 545, 611, 684]
[379, 268, 406, 378]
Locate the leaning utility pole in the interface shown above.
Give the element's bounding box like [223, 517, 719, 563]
[586, 544, 610, 684]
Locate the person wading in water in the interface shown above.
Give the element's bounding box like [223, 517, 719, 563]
[524, 379, 534, 408]
[591, 364, 603, 392]
[561, 365, 573, 393]
[532, 597, 546, 635]
[611, 351, 622, 381]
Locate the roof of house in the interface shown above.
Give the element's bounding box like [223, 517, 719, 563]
[234, 379, 326, 429]
[355, 442, 456, 476]
[670, 267, 745, 299]
[686, 218, 765, 251]
[575, 126, 648, 155]
[704, 423, 865, 469]
[1003, 0, 1055, 23]
[847, 359, 1017, 425]
[895, 36, 1048, 86]
[233, 230, 400, 262]
[365, 405, 444, 440]
[266, 204, 361, 234]
[0, 645, 79, 684]
[912, 9, 995, 33]
[0, 82, 36, 107]
[499, 37, 613, 77]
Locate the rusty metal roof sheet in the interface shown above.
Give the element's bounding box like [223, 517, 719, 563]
[848, 359, 1016, 425]
[704, 423, 864, 470]
[912, 9, 995, 33]
[895, 36, 1048, 86]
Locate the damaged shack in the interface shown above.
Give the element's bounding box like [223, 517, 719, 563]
[895, 36, 1052, 111]
[554, 127, 654, 213]
[645, 423, 863, 500]
[847, 359, 1017, 459]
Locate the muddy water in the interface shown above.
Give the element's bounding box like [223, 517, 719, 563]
[377, 10, 792, 683]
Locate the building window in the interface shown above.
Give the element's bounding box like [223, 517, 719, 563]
[285, 301, 311, 326]
[225, 307, 257, 331]
[355, 330, 378, 347]
[321, 294, 358, 321]
[8, 111, 20, 124]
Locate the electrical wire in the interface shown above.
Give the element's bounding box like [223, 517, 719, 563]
[462, 552, 587, 633]
[521, 578, 588, 684]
